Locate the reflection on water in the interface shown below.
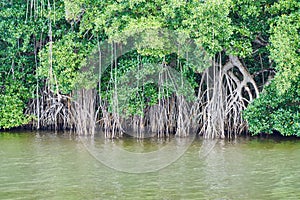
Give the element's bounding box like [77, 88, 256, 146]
[80, 134, 195, 173]
[1, 132, 300, 199]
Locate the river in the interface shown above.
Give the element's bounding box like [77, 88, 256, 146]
[1, 131, 300, 199]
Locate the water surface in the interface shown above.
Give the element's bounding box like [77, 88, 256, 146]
[1, 132, 300, 199]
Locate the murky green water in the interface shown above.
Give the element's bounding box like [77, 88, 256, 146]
[1, 132, 300, 199]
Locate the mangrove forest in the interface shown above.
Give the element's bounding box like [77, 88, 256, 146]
[0, 0, 299, 138]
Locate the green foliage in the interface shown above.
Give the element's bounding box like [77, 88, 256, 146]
[0, 1, 41, 129]
[0, 94, 30, 129]
[186, 0, 233, 55]
[244, 0, 300, 136]
[38, 32, 95, 93]
[100, 51, 196, 117]
[244, 82, 300, 136]
[269, 11, 300, 94]
[229, 0, 274, 57]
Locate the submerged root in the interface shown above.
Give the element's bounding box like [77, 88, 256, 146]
[25, 89, 75, 131]
[26, 55, 258, 139]
[199, 55, 259, 138]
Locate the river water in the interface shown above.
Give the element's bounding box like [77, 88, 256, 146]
[1, 131, 300, 199]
